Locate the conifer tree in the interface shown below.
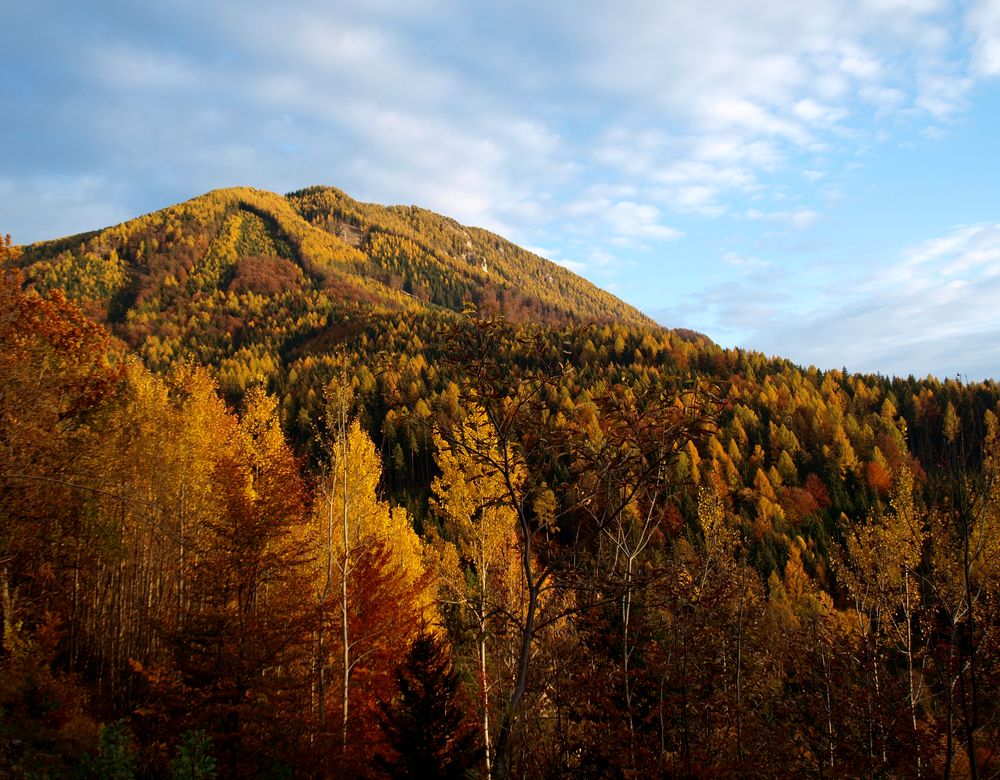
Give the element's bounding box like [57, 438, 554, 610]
[378, 631, 481, 779]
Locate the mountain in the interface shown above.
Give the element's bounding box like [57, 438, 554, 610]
[5, 186, 1000, 778]
[14, 184, 676, 401]
[16, 185, 652, 327]
[11, 184, 998, 529]
[13, 185, 999, 582]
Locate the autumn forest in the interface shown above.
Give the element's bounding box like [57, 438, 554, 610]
[3, 187, 1000, 778]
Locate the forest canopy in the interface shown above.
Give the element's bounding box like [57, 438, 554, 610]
[4, 191, 1000, 778]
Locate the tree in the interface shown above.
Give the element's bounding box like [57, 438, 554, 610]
[436, 311, 716, 780]
[163, 386, 312, 775]
[311, 386, 433, 770]
[624, 486, 769, 776]
[0, 260, 128, 773]
[377, 631, 481, 779]
[430, 408, 523, 778]
[840, 461, 930, 775]
[923, 412, 1000, 778]
[0, 233, 17, 266]
[1, 263, 120, 653]
[169, 730, 217, 780]
[81, 721, 137, 780]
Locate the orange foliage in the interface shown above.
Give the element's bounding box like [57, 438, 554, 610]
[227, 254, 304, 295]
[866, 459, 892, 494]
[805, 472, 831, 509]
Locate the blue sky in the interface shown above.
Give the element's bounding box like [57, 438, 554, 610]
[3, 0, 1000, 379]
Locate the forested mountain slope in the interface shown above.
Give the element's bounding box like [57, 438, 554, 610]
[5, 190, 1000, 778]
[13, 186, 996, 573]
[16, 186, 647, 361]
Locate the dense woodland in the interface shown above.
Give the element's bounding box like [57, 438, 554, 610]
[3, 188, 1000, 778]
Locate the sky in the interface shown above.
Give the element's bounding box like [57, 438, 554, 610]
[2, 0, 1000, 380]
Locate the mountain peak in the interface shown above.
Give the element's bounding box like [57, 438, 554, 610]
[11, 186, 681, 396]
[17, 185, 653, 328]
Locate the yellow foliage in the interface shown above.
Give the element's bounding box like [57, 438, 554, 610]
[313, 419, 433, 619]
[429, 406, 524, 610]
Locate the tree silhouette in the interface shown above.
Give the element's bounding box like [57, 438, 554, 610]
[377, 631, 481, 779]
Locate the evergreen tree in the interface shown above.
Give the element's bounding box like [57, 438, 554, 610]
[81, 721, 137, 780]
[170, 730, 217, 780]
[378, 632, 481, 779]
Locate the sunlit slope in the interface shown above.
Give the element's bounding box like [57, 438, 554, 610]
[286, 186, 651, 326]
[17, 185, 652, 327]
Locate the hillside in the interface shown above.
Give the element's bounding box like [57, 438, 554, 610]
[14, 186, 665, 408]
[10, 186, 1000, 578]
[18, 188, 644, 345]
[4, 192, 1000, 777]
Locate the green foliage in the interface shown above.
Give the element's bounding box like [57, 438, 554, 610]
[17, 187, 1000, 581]
[169, 730, 217, 780]
[26, 248, 127, 306]
[80, 721, 136, 780]
[9, 187, 1000, 778]
[289, 185, 651, 324]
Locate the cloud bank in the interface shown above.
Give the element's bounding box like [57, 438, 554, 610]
[3, 0, 1000, 378]
[658, 223, 1000, 380]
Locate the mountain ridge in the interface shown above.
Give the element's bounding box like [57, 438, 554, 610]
[15, 185, 661, 331]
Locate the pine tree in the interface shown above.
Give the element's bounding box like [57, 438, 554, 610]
[378, 632, 481, 779]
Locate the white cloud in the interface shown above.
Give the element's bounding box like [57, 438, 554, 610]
[838, 42, 885, 82]
[667, 223, 1000, 380]
[859, 84, 906, 111]
[860, 0, 946, 14]
[692, 135, 782, 167]
[0, 175, 133, 243]
[564, 195, 683, 244]
[915, 72, 973, 118]
[695, 97, 812, 145]
[968, 0, 1000, 76]
[723, 251, 773, 271]
[90, 44, 202, 91]
[793, 98, 848, 126]
[8, 1, 983, 245]
[4, 0, 999, 366]
[69, 7, 577, 243]
[526, 0, 976, 237]
[745, 207, 821, 229]
[587, 249, 622, 268]
[607, 201, 684, 240]
[903, 223, 1000, 277]
[554, 258, 589, 274]
[542, 252, 589, 274]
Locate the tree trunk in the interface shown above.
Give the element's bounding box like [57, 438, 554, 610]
[341, 425, 351, 751]
[491, 586, 537, 780]
[622, 554, 637, 770]
[1, 567, 13, 653]
[479, 615, 492, 779]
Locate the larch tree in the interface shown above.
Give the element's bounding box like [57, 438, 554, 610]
[167, 386, 311, 775]
[429, 407, 524, 778]
[841, 460, 929, 774]
[924, 411, 1000, 779]
[0, 257, 120, 773]
[311, 386, 433, 771]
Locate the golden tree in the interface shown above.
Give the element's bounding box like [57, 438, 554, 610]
[311, 381, 433, 769]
